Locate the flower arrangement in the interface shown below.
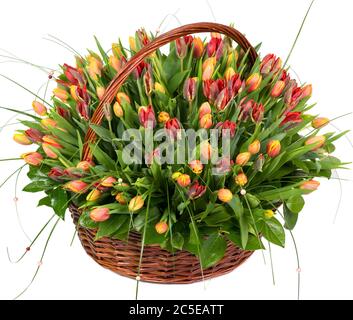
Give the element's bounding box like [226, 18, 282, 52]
[6, 22, 348, 279]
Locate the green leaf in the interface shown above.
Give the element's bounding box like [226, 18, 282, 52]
[90, 124, 116, 143]
[23, 182, 49, 193]
[227, 229, 265, 251]
[283, 204, 299, 231]
[227, 195, 248, 248]
[319, 156, 343, 170]
[204, 206, 232, 226]
[167, 70, 190, 94]
[171, 232, 184, 250]
[79, 211, 98, 229]
[37, 196, 51, 207]
[50, 188, 68, 219]
[95, 215, 128, 240]
[90, 143, 116, 170]
[286, 195, 305, 214]
[200, 234, 227, 269]
[258, 218, 285, 247]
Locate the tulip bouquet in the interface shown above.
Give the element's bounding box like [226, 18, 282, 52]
[9, 25, 348, 273]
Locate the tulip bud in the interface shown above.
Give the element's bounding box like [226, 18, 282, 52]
[42, 135, 62, 149]
[138, 105, 156, 129]
[21, 152, 43, 166]
[183, 78, 197, 102]
[218, 189, 233, 203]
[189, 160, 204, 174]
[312, 117, 329, 129]
[264, 210, 274, 219]
[214, 88, 229, 111]
[271, 81, 286, 98]
[129, 36, 137, 52]
[86, 189, 102, 202]
[32, 101, 47, 116]
[97, 86, 105, 100]
[224, 67, 236, 82]
[235, 173, 248, 187]
[226, 50, 239, 67]
[101, 176, 117, 187]
[176, 174, 191, 188]
[176, 36, 192, 59]
[76, 161, 94, 172]
[143, 69, 153, 96]
[254, 154, 265, 172]
[192, 37, 204, 58]
[260, 54, 282, 75]
[13, 133, 32, 145]
[87, 55, 103, 80]
[64, 180, 88, 193]
[128, 195, 144, 212]
[267, 140, 281, 158]
[252, 103, 265, 123]
[158, 111, 170, 124]
[280, 112, 302, 127]
[113, 102, 124, 118]
[236, 152, 251, 166]
[200, 141, 212, 161]
[109, 55, 121, 72]
[154, 82, 166, 94]
[48, 167, 65, 181]
[165, 118, 181, 139]
[202, 57, 216, 81]
[248, 140, 261, 155]
[53, 88, 69, 102]
[300, 180, 320, 191]
[199, 102, 212, 120]
[301, 84, 312, 98]
[155, 221, 169, 234]
[41, 118, 57, 129]
[187, 181, 206, 200]
[246, 73, 262, 92]
[172, 172, 182, 180]
[217, 120, 237, 138]
[199, 113, 213, 129]
[90, 207, 110, 222]
[305, 136, 326, 151]
[25, 128, 44, 143]
[116, 92, 131, 105]
[42, 143, 59, 159]
[115, 192, 127, 205]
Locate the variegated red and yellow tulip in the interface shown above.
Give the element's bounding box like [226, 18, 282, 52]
[218, 189, 233, 203]
[90, 207, 110, 222]
[267, 140, 281, 158]
[13, 133, 32, 145]
[32, 101, 47, 116]
[21, 152, 43, 166]
[64, 180, 89, 193]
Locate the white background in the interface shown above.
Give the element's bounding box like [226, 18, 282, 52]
[0, 0, 352, 300]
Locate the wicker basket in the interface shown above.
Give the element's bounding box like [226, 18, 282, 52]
[73, 22, 258, 284]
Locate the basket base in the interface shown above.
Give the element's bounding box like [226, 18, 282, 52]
[71, 204, 254, 284]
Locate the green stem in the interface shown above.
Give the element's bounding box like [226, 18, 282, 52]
[268, 241, 276, 286]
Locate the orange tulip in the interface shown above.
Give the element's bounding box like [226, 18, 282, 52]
[113, 102, 124, 118]
[305, 136, 326, 151]
[192, 37, 204, 58]
[42, 135, 62, 149]
[158, 111, 170, 124]
[312, 117, 329, 129]
[42, 143, 59, 159]
[86, 189, 102, 201]
[236, 152, 251, 166]
[76, 160, 94, 172]
[101, 176, 117, 187]
[32, 101, 47, 116]
[21, 152, 43, 166]
[176, 174, 191, 187]
[218, 189, 233, 203]
[202, 57, 216, 81]
[189, 160, 204, 175]
[128, 195, 144, 212]
[224, 67, 236, 82]
[97, 87, 105, 100]
[235, 173, 248, 187]
[248, 140, 261, 155]
[41, 118, 57, 129]
[90, 207, 110, 222]
[53, 88, 69, 102]
[270, 81, 286, 98]
[199, 102, 212, 120]
[300, 180, 320, 191]
[199, 113, 213, 129]
[246, 73, 262, 92]
[116, 92, 131, 105]
[64, 180, 88, 193]
[267, 140, 281, 158]
[155, 221, 169, 234]
[115, 192, 127, 205]
[13, 133, 32, 145]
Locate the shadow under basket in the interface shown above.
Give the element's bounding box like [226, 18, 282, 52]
[70, 204, 254, 284]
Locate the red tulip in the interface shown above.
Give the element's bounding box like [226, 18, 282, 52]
[207, 34, 223, 59]
[143, 68, 153, 96]
[216, 120, 237, 138]
[62, 64, 85, 87]
[133, 61, 148, 79]
[165, 118, 181, 139]
[48, 167, 65, 181]
[252, 103, 265, 123]
[187, 181, 206, 200]
[239, 98, 255, 122]
[280, 112, 302, 127]
[183, 78, 197, 102]
[25, 128, 44, 143]
[214, 88, 229, 111]
[176, 35, 193, 59]
[260, 54, 282, 75]
[138, 105, 156, 129]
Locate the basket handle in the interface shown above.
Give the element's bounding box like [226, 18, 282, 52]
[82, 22, 257, 161]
